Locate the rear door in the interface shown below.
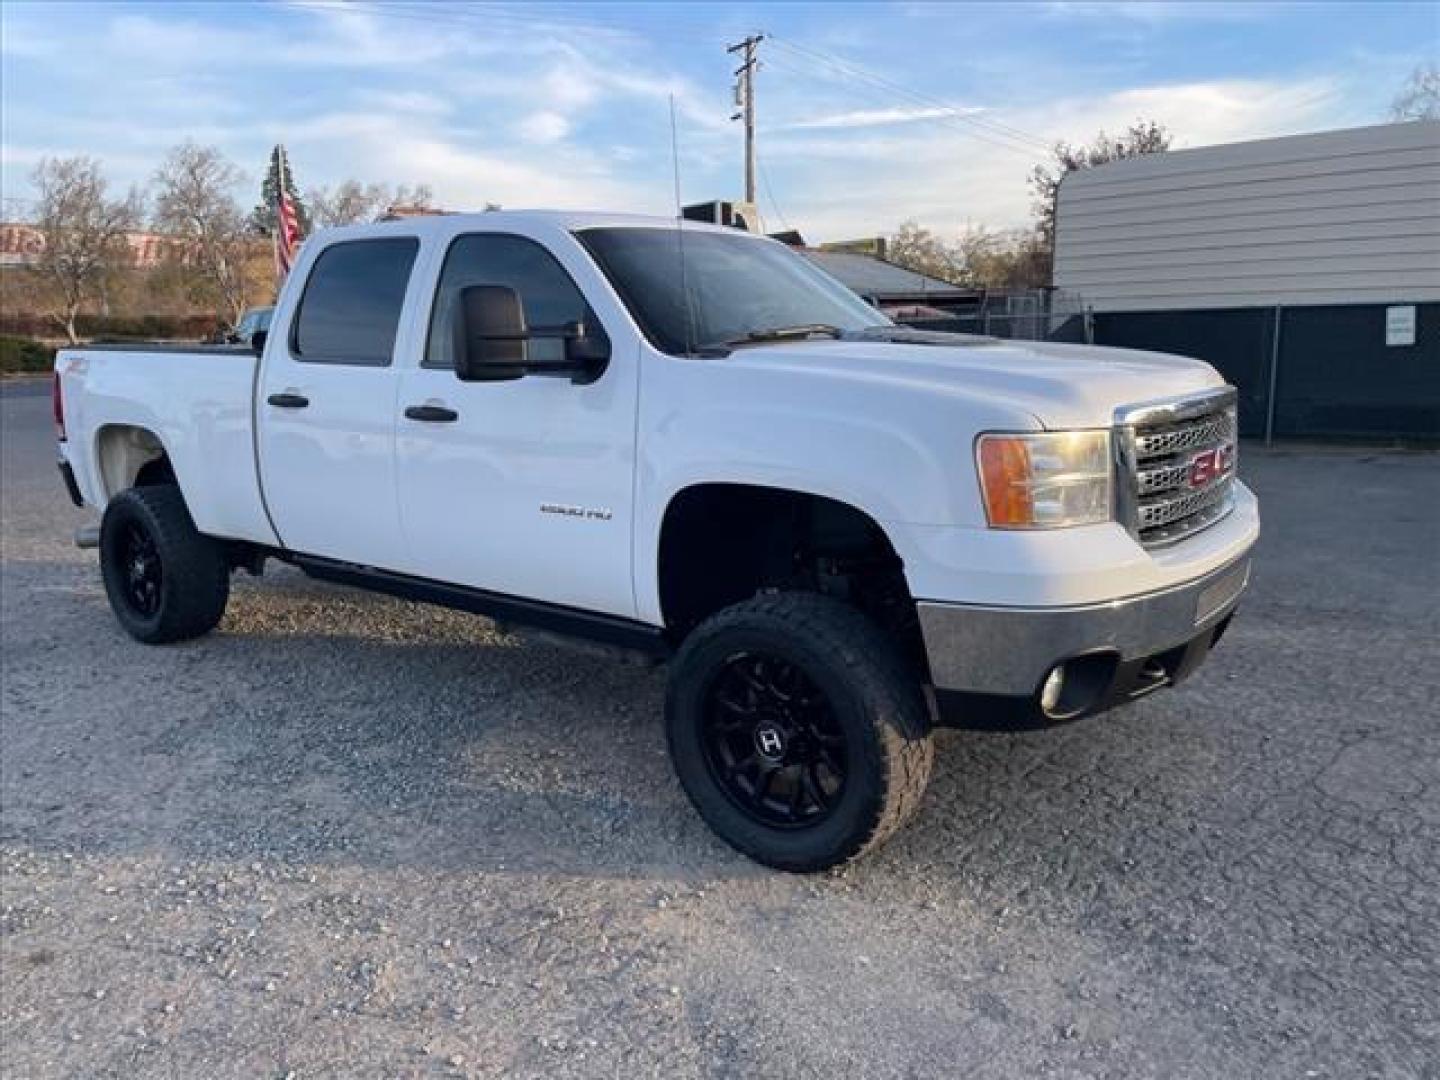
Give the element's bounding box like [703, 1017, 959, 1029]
[393, 230, 638, 617]
[257, 236, 420, 568]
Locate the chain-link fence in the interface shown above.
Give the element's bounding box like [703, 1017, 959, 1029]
[897, 288, 1090, 342]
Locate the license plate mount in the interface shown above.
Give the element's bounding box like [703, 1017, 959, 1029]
[1195, 561, 1249, 626]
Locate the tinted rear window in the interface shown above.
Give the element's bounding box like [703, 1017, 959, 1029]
[292, 238, 419, 365]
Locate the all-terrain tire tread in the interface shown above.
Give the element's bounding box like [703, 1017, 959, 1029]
[101, 484, 229, 644]
[671, 591, 933, 870]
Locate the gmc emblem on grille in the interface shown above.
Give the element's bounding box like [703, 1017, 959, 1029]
[1188, 444, 1235, 489]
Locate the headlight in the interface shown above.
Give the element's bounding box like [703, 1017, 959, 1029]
[976, 430, 1112, 528]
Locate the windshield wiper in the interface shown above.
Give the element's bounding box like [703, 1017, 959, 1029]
[741, 324, 845, 344]
[695, 324, 848, 354]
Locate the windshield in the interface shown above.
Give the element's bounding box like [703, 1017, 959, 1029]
[578, 227, 889, 355]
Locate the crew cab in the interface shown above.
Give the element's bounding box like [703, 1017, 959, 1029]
[53, 211, 1258, 871]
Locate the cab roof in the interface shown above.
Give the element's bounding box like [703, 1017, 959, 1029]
[316, 209, 755, 242]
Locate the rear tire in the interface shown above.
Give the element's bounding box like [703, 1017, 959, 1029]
[665, 592, 933, 872]
[99, 485, 230, 644]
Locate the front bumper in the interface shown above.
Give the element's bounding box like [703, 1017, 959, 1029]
[918, 550, 1252, 723]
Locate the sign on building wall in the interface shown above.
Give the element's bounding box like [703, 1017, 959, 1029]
[1385, 305, 1417, 347]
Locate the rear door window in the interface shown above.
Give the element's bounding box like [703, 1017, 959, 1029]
[292, 238, 419, 365]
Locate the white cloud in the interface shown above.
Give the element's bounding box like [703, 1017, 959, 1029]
[765, 77, 1351, 241]
[353, 90, 453, 117]
[779, 106, 986, 131]
[0, 0, 1414, 245]
[1040, 1, 1271, 25]
[517, 111, 572, 146]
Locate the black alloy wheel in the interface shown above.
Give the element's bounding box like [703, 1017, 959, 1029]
[116, 521, 163, 618]
[701, 652, 847, 827]
[99, 484, 231, 644]
[665, 592, 934, 872]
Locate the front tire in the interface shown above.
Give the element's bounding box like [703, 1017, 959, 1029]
[99, 485, 230, 644]
[665, 592, 933, 872]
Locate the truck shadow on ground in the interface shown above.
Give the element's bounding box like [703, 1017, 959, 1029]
[4, 560, 1265, 896]
[8, 556, 1431, 920]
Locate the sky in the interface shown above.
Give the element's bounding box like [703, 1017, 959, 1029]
[2, 1, 1436, 243]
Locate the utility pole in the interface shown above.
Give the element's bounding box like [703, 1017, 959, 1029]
[728, 34, 763, 204]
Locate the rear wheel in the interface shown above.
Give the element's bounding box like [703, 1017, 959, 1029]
[666, 592, 933, 872]
[99, 485, 230, 644]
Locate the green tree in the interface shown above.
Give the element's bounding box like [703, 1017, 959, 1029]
[250, 145, 310, 236]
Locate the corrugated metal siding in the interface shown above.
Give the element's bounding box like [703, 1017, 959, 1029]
[1054, 121, 1440, 312]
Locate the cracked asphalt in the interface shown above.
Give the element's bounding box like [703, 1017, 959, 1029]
[2, 377, 1437, 1078]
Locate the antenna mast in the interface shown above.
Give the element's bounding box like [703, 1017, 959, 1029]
[669, 96, 697, 356]
[728, 34, 763, 204]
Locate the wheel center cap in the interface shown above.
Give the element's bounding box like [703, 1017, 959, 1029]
[754, 724, 787, 760]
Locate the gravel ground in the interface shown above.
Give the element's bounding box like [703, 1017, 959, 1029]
[3, 377, 1438, 1079]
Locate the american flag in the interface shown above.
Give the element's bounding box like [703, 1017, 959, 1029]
[273, 146, 302, 280]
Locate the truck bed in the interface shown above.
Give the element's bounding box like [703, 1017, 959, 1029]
[75, 342, 258, 355]
[55, 344, 278, 548]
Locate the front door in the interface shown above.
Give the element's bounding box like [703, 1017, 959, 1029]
[257, 236, 419, 570]
[394, 232, 637, 618]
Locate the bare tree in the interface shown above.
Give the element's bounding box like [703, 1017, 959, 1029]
[1029, 120, 1171, 264]
[152, 143, 251, 325]
[1390, 62, 1440, 121]
[307, 180, 435, 228]
[885, 220, 961, 283]
[954, 224, 1050, 289]
[27, 157, 142, 343]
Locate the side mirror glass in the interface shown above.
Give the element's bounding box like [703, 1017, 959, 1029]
[561, 323, 610, 383]
[453, 284, 529, 382]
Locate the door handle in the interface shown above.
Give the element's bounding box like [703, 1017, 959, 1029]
[267, 392, 309, 409]
[404, 404, 459, 423]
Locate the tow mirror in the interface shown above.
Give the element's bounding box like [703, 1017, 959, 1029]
[451, 284, 610, 384]
[453, 285, 529, 382]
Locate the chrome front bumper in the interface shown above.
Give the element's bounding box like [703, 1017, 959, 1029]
[917, 552, 1253, 702]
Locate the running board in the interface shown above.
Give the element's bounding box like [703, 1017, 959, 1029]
[74, 523, 101, 549]
[290, 554, 671, 660]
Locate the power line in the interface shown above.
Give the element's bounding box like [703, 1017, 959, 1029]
[285, 2, 1054, 161]
[759, 51, 1041, 162]
[756, 152, 791, 234]
[765, 34, 1055, 156]
[767, 33, 1054, 149]
[317, 1, 733, 43]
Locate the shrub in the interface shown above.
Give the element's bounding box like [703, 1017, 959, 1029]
[0, 335, 54, 374]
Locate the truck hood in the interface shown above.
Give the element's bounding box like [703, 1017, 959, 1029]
[721, 336, 1225, 429]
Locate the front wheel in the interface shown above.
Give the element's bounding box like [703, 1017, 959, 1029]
[665, 592, 933, 872]
[99, 485, 230, 644]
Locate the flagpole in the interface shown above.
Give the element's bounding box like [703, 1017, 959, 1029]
[277, 145, 288, 209]
[274, 145, 287, 286]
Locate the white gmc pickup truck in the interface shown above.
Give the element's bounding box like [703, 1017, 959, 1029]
[54, 211, 1258, 871]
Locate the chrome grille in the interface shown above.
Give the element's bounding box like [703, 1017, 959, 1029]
[1115, 388, 1238, 548]
[1133, 413, 1235, 460]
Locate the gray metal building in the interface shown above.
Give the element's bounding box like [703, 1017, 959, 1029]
[1054, 121, 1440, 439]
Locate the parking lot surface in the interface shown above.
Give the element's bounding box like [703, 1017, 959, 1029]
[2, 377, 1437, 1078]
